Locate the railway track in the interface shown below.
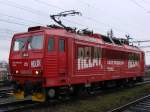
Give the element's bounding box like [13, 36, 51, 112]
[109, 94, 150, 112]
[0, 80, 11, 87]
[0, 100, 40, 112]
[0, 79, 149, 112]
[0, 87, 13, 98]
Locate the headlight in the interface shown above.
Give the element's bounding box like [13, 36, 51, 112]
[34, 70, 42, 75]
[15, 70, 19, 74]
[35, 70, 39, 75]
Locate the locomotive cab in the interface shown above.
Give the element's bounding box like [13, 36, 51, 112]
[9, 30, 46, 101]
[9, 26, 68, 101]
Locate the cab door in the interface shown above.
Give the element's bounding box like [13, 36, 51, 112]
[58, 37, 67, 76]
[44, 36, 57, 78]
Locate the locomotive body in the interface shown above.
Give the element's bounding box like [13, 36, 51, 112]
[9, 26, 145, 102]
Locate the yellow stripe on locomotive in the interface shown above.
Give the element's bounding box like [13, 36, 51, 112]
[13, 90, 24, 100]
[32, 92, 46, 102]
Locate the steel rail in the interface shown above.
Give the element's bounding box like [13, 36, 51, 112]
[0, 100, 40, 112]
[0, 79, 149, 112]
[0, 87, 13, 98]
[109, 93, 150, 112]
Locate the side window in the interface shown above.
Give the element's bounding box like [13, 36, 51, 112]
[48, 38, 54, 51]
[59, 39, 65, 52]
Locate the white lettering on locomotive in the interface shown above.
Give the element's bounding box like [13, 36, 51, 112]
[106, 67, 114, 71]
[128, 60, 139, 68]
[78, 58, 101, 70]
[107, 60, 124, 65]
[77, 47, 102, 70]
[31, 59, 41, 68]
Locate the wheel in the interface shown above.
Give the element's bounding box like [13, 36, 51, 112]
[86, 86, 95, 95]
[70, 86, 81, 97]
[47, 88, 58, 99]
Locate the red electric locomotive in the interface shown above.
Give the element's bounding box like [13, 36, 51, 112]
[9, 11, 145, 102]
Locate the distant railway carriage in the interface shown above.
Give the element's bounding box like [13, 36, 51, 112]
[9, 26, 145, 102]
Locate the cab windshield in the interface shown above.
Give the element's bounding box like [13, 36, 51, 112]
[13, 35, 43, 51]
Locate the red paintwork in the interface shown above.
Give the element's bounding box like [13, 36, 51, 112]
[9, 26, 145, 88]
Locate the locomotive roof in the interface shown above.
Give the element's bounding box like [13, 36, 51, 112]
[13, 26, 143, 53]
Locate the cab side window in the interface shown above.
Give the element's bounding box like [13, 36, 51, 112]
[48, 38, 54, 51]
[59, 39, 65, 52]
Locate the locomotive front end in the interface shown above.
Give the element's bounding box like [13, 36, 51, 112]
[9, 32, 46, 102]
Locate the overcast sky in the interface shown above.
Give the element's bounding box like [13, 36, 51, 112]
[0, 0, 150, 64]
